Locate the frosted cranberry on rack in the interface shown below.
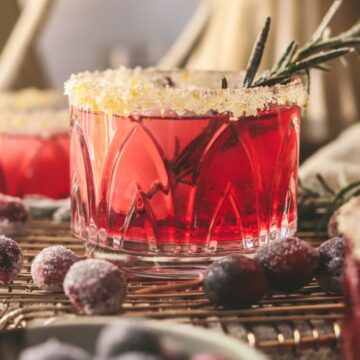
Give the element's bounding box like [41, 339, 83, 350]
[31, 246, 78, 293]
[63, 259, 127, 315]
[0, 193, 29, 236]
[317, 236, 345, 293]
[255, 237, 320, 292]
[203, 255, 268, 309]
[0, 235, 23, 284]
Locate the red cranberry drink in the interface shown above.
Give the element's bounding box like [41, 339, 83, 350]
[0, 89, 70, 199]
[65, 68, 306, 277]
[337, 197, 360, 360]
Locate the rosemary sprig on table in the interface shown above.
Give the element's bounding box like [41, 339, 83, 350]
[298, 174, 360, 232]
[317, 179, 360, 231]
[244, 0, 360, 89]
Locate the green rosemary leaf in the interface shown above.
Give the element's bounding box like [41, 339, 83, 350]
[279, 78, 293, 85]
[316, 174, 336, 196]
[279, 42, 298, 70]
[221, 76, 228, 89]
[271, 41, 297, 74]
[317, 179, 360, 231]
[252, 75, 290, 87]
[330, 180, 360, 203]
[243, 17, 271, 88]
[308, 0, 343, 45]
[314, 64, 331, 71]
[305, 69, 311, 94]
[290, 47, 352, 73]
[253, 48, 350, 87]
[245, 0, 358, 89]
[300, 37, 360, 57]
[165, 76, 175, 87]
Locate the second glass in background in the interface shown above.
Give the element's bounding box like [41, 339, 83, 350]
[0, 89, 70, 199]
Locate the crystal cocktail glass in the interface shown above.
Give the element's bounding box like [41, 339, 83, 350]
[66, 68, 306, 278]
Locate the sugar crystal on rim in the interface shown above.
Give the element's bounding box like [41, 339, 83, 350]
[65, 67, 307, 119]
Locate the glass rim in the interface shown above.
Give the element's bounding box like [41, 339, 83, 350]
[0, 89, 68, 136]
[0, 109, 68, 136]
[65, 67, 307, 119]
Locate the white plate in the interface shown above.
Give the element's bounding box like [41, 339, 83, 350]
[0, 317, 268, 360]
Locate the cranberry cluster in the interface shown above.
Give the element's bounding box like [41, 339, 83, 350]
[0, 193, 29, 236]
[31, 249, 127, 316]
[204, 236, 344, 309]
[0, 191, 344, 316]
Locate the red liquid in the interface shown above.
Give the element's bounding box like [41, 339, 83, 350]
[0, 133, 70, 199]
[71, 105, 300, 256]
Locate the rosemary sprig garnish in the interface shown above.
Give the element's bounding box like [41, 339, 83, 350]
[306, 0, 342, 47]
[243, 0, 360, 89]
[298, 173, 360, 232]
[221, 76, 228, 89]
[271, 41, 297, 74]
[165, 76, 175, 87]
[243, 17, 271, 88]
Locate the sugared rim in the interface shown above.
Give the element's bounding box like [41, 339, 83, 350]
[0, 88, 68, 136]
[0, 88, 65, 111]
[64, 67, 307, 119]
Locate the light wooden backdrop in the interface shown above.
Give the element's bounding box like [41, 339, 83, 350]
[0, 0, 53, 90]
[159, 0, 360, 146]
[0, 0, 358, 148]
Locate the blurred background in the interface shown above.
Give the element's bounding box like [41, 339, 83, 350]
[1, 0, 198, 89]
[0, 0, 359, 159]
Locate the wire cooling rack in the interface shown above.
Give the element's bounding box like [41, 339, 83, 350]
[0, 221, 344, 356]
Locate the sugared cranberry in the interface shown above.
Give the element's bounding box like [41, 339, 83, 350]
[31, 246, 78, 293]
[96, 321, 163, 358]
[317, 236, 344, 293]
[0, 235, 23, 284]
[19, 339, 90, 360]
[255, 237, 319, 292]
[63, 259, 127, 315]
[0, 194, 28, 222]
[203, 255, 267, 309]
[0, 194, 29, 235]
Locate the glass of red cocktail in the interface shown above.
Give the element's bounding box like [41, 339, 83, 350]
[66, 67, 306, 277]
[0, 89, 70, 200]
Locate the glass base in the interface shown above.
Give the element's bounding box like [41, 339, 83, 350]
[84, 243, 253, 279]
[79, 225, 296, 279]
[87, 246, 212, 279]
